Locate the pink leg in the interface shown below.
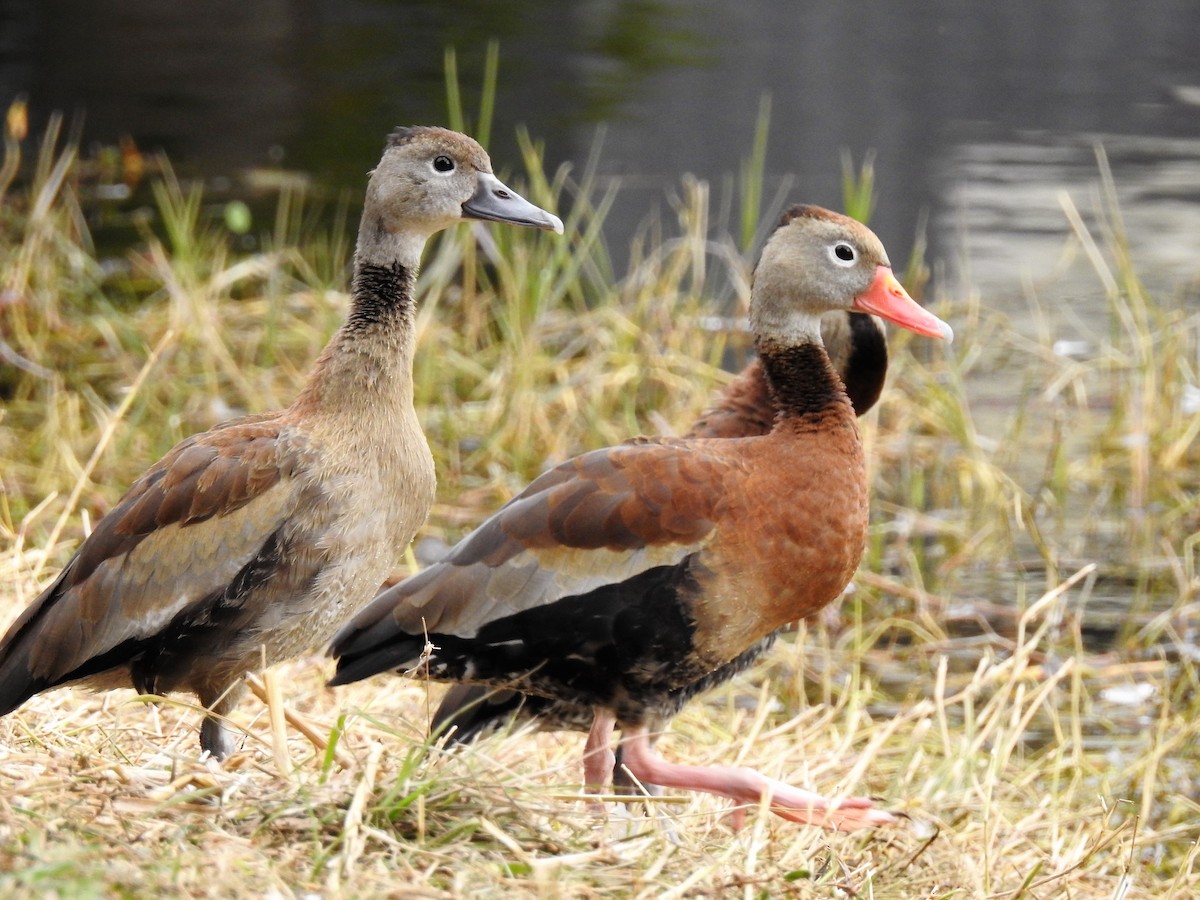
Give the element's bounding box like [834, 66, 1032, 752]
[582, 710, 616, 791]
[617, 726, 896, 832]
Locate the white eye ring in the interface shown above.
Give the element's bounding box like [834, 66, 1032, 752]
[829, 241, 857, 267]
[432, 155, 455, 174]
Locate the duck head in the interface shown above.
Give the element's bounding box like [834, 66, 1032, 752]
[750, 205, 953, 344]
[358, 125, 563, 266]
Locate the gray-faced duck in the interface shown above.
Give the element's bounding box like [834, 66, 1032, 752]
[330, 205, 951, 830]
[429, 308, 889, 752]
[0, 126, 562, 760]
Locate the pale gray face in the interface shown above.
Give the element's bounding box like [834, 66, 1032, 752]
[363, 127, 561, 244]
[756, 210, 888, 312]
[749, 208, 889, 341]
[749, 206, 952, 343]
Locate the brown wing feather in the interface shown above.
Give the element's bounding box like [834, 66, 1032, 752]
[480, 441, 718, 560]
[0, 413, 300, 699]
[333, 438, 728, 660]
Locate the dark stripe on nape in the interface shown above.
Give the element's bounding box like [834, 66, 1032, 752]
[346, 261, 416, 331]
[841, 312, 888, 416]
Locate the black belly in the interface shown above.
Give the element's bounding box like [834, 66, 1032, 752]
[420, 559, 710, 723]
[434, 632, 779, 742]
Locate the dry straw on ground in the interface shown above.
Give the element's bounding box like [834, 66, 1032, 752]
[3, 568, 1197, 898]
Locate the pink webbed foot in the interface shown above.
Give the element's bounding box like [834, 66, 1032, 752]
[618, 726, 896, 832]
[740, 776, 897, 831]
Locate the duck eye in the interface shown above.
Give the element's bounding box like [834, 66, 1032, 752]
[432, 155, 455, 173]
[831, 242, 856, 265]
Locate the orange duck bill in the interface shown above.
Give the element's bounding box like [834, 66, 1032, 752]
[853, 266, 953, 342]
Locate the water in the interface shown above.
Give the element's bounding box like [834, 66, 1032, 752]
[4, 0, 1200, 306]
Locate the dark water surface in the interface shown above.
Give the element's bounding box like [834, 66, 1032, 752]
[4, 0, 1200, 309]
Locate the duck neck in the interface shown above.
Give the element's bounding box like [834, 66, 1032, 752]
[292, 257, 419, 420]
[345, 260, 418, 333]
[840, 313, 888, 416]
[756, 335, 852, 423]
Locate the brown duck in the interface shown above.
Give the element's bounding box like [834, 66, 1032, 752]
[430, 309, 888, 744]
[330, 205, 951, 829]
[0, 126, 562, 759]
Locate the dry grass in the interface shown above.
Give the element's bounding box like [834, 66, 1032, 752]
[1, 112, 1199, 897]
[3, 573, 1199, 897]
